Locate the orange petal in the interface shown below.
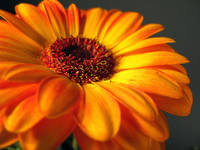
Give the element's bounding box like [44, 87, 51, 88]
[145, 64, 187, 74]
[150, 140, 165, 150]
[0, 80, 28, 89]
[114, 24, 164, 52]
[136, 65, 189, 83]
[0, 21, 42, 55]
[113, 110, 151, 150]
[0, 83, 36, 108]
[79, 9, 87, 34]
[0, 113, 18, 149]
[102, 12, 143, 49]
[0, 10, 47, 47]
[97, 10, 122, 42]
[0, 39, 40, 58]
[0, 129, 17, 149]
[15, 3, 57, 44]
[74, 127, 121, 150]
[0, 62, 21, 76]
[116, 44, 175, 57]
[2, 64, 53, 83]
[67, 4, 80, 37]
[158, 69, 190, 83]
[78, 83, 121, 141]
[172, 64, 187, 74]
[0, 50, 39, 64]
[111, 69, 183, 98]
[115, 37, 175, 55]
[38, 76, 83, 118]
[19, 112, 76, 150]
[0, 40, 40, 58]
[4, 95, 44, 133]
[42, 0, 68, 38]
[151, 85, 193, 116]
[130, 110, 169, 142]
[183, 85, 193, 104]
[83, 8, 107, 39]
[75, 106, 152, 150]
[118, 51, 189, 70]
[98, 82, 158, 121]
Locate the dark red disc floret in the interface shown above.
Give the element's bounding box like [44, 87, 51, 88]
[41, 37, 116, 84]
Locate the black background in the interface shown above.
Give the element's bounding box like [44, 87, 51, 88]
[0, 0, 200, 150]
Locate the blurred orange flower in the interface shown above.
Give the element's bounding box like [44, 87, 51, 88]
[0, 0, 192, 150]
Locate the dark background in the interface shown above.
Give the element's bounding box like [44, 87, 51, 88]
[0, 0, 200, 150]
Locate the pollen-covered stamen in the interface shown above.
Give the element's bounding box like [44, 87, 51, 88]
[41, 37, 116, 84]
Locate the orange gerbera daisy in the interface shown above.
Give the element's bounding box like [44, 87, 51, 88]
[0, 0, 193, 150]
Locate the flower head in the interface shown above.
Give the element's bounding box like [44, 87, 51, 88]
[0, 0, 193, 150]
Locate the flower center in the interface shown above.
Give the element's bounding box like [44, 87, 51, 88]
[41, 37, 116, 84]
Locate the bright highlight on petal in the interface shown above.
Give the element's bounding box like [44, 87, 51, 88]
[38, 76, 83, 118]
[2, 64, 53, 82]
[113, 24, 164, 52]
[97, 10, 122, 42]
[15, 3, 57, 44]
[102, 12, 143, 49]
[0, 111, 17, 148]
[0, 10, 47, 47]
[67, 4, 80, 37]
[40, 0, 69, 38]
[115, 37, 175, 55]
[118, 51, 189, 69]
[111, 69, 183, 98]
[83, 8, 106, 39]
[78, 84, 121, 141]
[98, 82, 158, 121]
[4, 95, 43, 133]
